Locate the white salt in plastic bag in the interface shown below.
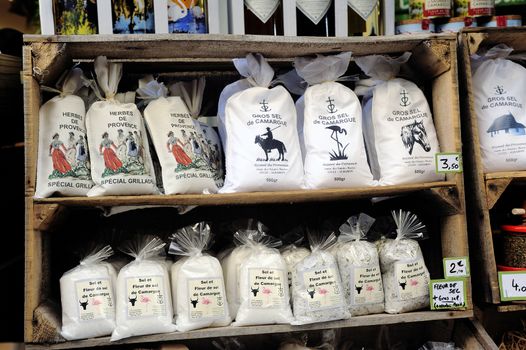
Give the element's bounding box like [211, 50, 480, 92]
[230, 228, 294, 326]
[336, 214, 384, 316]
[291, 232, 349, 325]
[169, 223, 231, 331]
[170, 78, 224, 189]
[280, 230, 310, 299]
[111, 237, 176, 341]
[60, 246, 117, 340]
[294, 52, 374, 189]
[379, 210, 430, 314]
[220, 244, 251, 318]
[137, 76, 217, 194]
[220, 53, 304, 193]
[86, 56, 158, 196]
[471, 44, 526, 172]
[36, 68, 94, 198]
[355, 53, 443, 185]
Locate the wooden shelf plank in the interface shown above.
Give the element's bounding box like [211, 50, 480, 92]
[485, 171, 526, 181]
[25, 310, 473, 349]
[32, 181, 457, 207]
[495, 303, 526, 313]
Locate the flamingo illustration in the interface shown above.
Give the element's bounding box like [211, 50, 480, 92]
[168, 0, 189, 22]
[326, 125, 349, 160]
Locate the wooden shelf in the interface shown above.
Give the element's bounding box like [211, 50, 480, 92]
[25, 310, 473, 350]
[485, 171, 526, 181]
[32, 181, 457, 207]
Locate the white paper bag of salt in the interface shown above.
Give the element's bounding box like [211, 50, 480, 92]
[471, 44, 526, 172]
[170, 78, 224, 189]
[230, 228, 294, 326]
[169, 223, 231, 332]
[336, 214, 384, 316]
[60, 246, 117, 340]
[86, 56, 158, 196]
[294, 52, 374, 189]
[137, 76, 217, 194]
[291, 232, 349, 325]
[355, 53, 444, 186]
[35, 68, 94, 198]
[111, 237, 176, 341]
[220, 53, 304, 193]
[379, 210, 430, 314]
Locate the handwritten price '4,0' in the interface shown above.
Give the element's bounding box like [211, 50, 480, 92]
[436, 153, 463, 174]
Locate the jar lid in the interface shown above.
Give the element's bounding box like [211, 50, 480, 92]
[501, 225, 526, 233]
[498, 264, 526, 272]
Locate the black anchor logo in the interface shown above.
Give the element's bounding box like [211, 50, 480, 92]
[326, 97, 337, 113]
[260, 99, 271, 112]
[400, 89, 410, 107]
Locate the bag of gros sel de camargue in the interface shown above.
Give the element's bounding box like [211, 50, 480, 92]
[169, 223, 231, 331]
[379, 210, 430, 314]
[137, 76, 217, 194]
[170, 78, 224, 189]
[471, 44, 526, 172]
[36, 67, 94, 198]
[220, 53, 304, 193]
[294, 52, 374, 189]
[60, 246, 117, 340]
[111, 237, 176, 341]
[86, 56, 158, 196]
[355, 53, 443, 185]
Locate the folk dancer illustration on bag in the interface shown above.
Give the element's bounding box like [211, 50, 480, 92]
[73, 135, 91, 179]
[124, 131, 147, 175]
[400, 120, 431, 155]
[167, 130, 192, 168]
[66, 131, 77, 166]
[189, 131, 202, 160]
[117, 129, 127, 161]
[48, 133, 73, 178]
[180, 129, 194, 158]
[255, 126, 287, 161]
[100, 132, 125, 177]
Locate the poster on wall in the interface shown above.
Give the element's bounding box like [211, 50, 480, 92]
[111, 0, 155, 34]
[167, 0, 208, 33]
[53, 0, 98, 34]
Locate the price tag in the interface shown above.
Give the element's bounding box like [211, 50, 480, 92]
[435, 153, 463, 173]
[430, 279, 468, 310]
[499, 272, 526, 301]
[443, 257, 470, 278]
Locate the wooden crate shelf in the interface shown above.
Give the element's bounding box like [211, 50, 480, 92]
[33, 181, 458, 207]
[459, 27, 526, 308]
[25, 310, 473, 350]
[24, 34, 470, 348]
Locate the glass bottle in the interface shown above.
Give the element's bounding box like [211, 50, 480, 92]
[348, 0, 382, 36]
[244, 0, 284, 35]
[296, 0, 335, 36]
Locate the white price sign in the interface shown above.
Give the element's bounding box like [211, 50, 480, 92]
[443, 257, 470, 278]
[430, 279, 467, 310]
[435, 153, 462, 173]
[499, 272, 526, 301]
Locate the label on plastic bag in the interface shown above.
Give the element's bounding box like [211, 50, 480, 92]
[76, 278, 114, 321]
[302, 266, 344, 310]
[351, 266, 384, 305]
[394, 259, 429, 300]
[126, 276, 167, 318]
[188, 278, 226, 320]
[248, 268, 287, 308]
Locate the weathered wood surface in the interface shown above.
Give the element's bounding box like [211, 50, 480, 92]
[33, 181, 457, 207]
[25, 310, 473, 349]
